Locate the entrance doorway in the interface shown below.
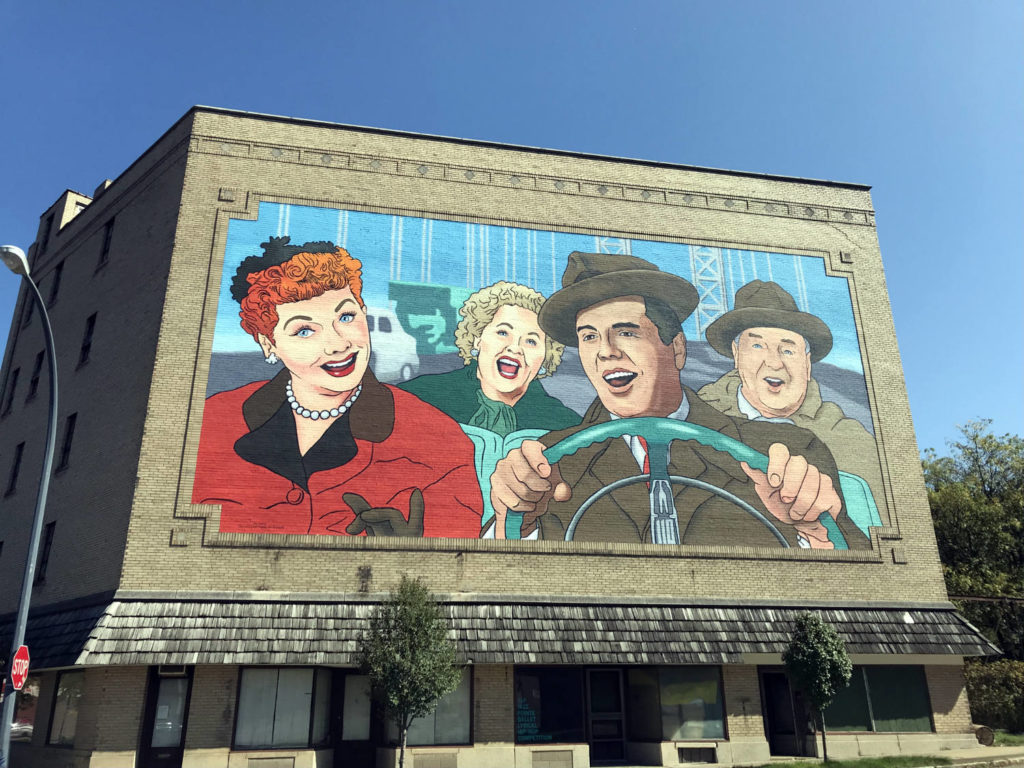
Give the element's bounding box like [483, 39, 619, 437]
[332, 672, 374, 768]
[760, 669, 812, 757]
[138, 666, 193, 768]
[586, 669, 625, 764]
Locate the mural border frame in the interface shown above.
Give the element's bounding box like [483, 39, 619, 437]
[171, 190, 898, 561]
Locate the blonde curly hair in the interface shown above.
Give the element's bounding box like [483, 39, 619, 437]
[454, 282, 564, 377]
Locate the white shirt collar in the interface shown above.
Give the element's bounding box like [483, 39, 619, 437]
[737, 385, 795, 425]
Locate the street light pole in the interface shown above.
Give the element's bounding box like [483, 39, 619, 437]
[0, 245, 59, 766]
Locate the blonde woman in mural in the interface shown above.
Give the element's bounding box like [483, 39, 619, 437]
[399, 281, 579, 436]
[191, 237, 483, 538]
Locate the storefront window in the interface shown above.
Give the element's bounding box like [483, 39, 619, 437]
[234, 667, 331, 748]
[626, 668, 661, 741]
[866, 667, 932, 732]
[515, 668, 585, 743]
[388, 667, 472, 745]
[659, 667, 725, 740]
[823, 669, 871, 731]
[48, 670, 84, 746]
[12, 673, 41, 742]
[823, 666, 932, 733]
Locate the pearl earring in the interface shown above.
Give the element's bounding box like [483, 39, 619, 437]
[537, 366, 547, 376]
[265, 353, 279, 365]
[470, 349, 479, 357]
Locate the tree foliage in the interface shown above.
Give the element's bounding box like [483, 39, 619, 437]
[923, 420, 1024, 660]
[360, 575, 462, 768]
[783, 612, 852, 762]
[964, 659, 1024, 732]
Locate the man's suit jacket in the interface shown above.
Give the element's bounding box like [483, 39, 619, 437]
[535, 387, 870, 549]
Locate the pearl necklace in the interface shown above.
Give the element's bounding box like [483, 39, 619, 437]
[286, 380, 362, 421]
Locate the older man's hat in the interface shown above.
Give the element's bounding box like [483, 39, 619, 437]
[538, 252, 699, 346]
[705, 280, 833, 362]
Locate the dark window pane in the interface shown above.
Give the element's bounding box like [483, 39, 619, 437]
[366, 315, 375, 332]
[48, 262, 64, 306]
[515, 667, 585, 744]
[48, 670, 84, 745]
[35, 522, 55, 584]
[824, 668, 872, 731]
[379, 316, 392, 333]
[12, 672, 41, 742]
[5, 443, 25, 496]
[27, 351, 44, 401]
[57, 413, 77, 471]
[97, 219, 114, 269]
[2, 368, 19, 415]
[79, 314, 97, 366]
[866, 666, 932, 732]
[627, 668, 661, 740]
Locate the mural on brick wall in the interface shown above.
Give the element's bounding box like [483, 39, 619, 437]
[192, 202, 886, 550]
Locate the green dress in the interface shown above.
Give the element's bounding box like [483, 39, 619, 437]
[398, 362, 580, 436]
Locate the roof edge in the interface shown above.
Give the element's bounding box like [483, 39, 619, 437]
[188, 105, 873, 192]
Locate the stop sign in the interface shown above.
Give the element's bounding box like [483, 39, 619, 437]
[10, 646, 29, 691]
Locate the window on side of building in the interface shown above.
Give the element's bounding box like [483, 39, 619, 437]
[22, 292, 35, 327]
[26, 351, 44, 402]
[2, 368, 19, 415]
[864, 666, 932, 732]
[39, 213, 55, 254]
[56, 413, 77, 471]
[386, 666, 472, 746]
[47, 669, 84, 746]
[5, 442, 25, 497]
[97, 218, 114, 271]
[47, 261, 64, 307]
[233, 667, 331, 749]
[515, 667, 586, 744]
[12, 672, 42, 742]
[823, 666, 932, 733]
[34, 521, 56, 584]
[658, 666, 725, 740]
[79, 314, 97, 367]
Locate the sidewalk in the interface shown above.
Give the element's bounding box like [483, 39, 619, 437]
[931, 745, 1024, 766]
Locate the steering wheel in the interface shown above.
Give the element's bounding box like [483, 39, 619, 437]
[542, 417, 790, 546]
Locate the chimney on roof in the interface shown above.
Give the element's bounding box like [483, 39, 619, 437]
[93, 179, 113, 198]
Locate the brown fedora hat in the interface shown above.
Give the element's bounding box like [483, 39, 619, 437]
[705, 280, 833, 362]
[538, 252, 699, 346]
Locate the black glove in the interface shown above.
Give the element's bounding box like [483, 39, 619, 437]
[344, 489, 425, 537]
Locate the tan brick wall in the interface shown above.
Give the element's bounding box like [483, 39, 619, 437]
[722, 664, 765, 739]
[926, 664, 973, 734]
[107, 109, 945, 609]
[473, 664, 514, 743]
[78, 666, 147, 751]
[184, 665, 239, 749]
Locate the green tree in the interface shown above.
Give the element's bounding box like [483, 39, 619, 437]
[360, 575, 462, 768]
[923, 420, 1024, 659]
[783, 612, 852, 762]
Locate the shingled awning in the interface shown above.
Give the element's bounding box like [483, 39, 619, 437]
[6, 592, 999, 669]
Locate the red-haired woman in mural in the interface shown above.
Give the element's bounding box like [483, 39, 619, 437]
[191, 237, 483, 537]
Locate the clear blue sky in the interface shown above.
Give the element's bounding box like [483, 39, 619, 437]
[1, 0, 1020, 454]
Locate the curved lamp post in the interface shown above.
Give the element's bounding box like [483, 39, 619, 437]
[0, 245, 59, 766]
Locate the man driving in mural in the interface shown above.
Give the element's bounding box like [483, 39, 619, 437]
[192, 238, 483, 537]
[487, 252, 870, 549]
[697, 280, 886, 518]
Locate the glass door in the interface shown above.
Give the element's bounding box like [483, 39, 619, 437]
[587, 668, 625, 764]
[139, 667, 193, 768]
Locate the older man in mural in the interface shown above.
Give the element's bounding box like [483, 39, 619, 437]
[488, 252, 870, 549]
[697, 280, 886, 521]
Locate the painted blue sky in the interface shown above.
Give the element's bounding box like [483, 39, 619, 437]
[0, 0, 1020, 453]
[217, 203, 865, 373]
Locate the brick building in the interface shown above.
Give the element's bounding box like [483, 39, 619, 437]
[0, 107, 995, 768]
